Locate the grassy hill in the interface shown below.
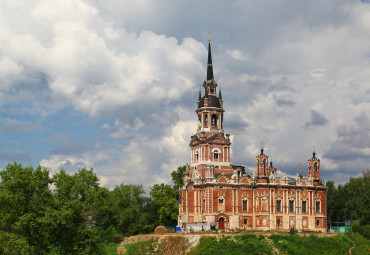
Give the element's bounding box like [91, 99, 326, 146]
[112, 231, 370, 255]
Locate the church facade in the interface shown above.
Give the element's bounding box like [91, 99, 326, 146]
[177, 40, 327, 232]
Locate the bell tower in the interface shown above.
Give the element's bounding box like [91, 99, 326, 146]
[256, 144, 276, 177]
[308, 151, 320, 179]
[189, 37, 233, 179]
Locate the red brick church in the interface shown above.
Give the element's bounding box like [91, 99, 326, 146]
[178, 39, 327, 232]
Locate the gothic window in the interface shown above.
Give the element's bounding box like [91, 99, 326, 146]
[243, 218, 248, 225]
[195, 151, 199, 161]
[263, 159, 266, 175]
[211, 114, 218, 125]
[316, 200, 320, 213]
[314, 162, 318, 177]
[276, 199, 281, 212]
[242, 200, 248, 212]
[316, 219, 320, 226]
[289, 200, 294, 213]
[214, 151, 219, 159]
[302, 200, 307, 213]
[204, 114, 208, 125]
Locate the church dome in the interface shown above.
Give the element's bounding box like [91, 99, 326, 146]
[198, 95, 221, 108]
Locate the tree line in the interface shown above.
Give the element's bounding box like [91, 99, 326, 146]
[0, 163, 185, 254]
[326, 169, 369, 237]
[0, 162, 368, 254]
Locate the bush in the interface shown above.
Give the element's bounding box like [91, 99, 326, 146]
[352, 221, 370, 239]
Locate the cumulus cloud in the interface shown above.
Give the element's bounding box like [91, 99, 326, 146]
[0, 0, 369, 187]
[304, 110, 329, 129]
[40, 155, 94, 173]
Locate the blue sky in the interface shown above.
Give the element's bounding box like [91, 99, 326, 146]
[0, 0, 369, 188]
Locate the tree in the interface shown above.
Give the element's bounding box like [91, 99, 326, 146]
[326, 169, 370, 226]
[0, 163, 104, 254]
[150, 183, 178, 226]
[171, 165, 186, 190]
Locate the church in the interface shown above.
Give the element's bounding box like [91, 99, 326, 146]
[177, 39, 327, 232]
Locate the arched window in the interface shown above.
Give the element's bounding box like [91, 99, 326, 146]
[302, 200, 307, 213]
[276, 199, 282, 212]
[195, 150, 199, 161]
[214, 151, 219, 159]
[211, 114, 218, 126]
[204, 114, 208, 125]
[314, 162, 318, 177]
[316, 200, 320, 213]
[289, 200, 294, 213]
[242, 200, 248, 212]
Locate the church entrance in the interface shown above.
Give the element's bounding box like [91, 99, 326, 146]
[218, 217, 225, 230]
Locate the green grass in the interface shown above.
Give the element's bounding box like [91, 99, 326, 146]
[104, 232, 370, 255]
[190, 232, 369, 255]
[104, 242, 119, 255]
[124, 240, 158, 255]
[189, 234, 273, 255]
[270, 232, 370, 255]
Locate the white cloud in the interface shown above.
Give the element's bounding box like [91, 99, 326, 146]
[40, 155, 94, 173]
[1, 0, 370, 188]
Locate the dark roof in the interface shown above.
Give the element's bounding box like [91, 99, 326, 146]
[198, 95, 221, 108]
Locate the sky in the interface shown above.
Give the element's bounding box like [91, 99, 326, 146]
[0, 0, 369, 189]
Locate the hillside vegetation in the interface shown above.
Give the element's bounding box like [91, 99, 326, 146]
[118, 232, 369, 255]
[0, 162, 368, 254]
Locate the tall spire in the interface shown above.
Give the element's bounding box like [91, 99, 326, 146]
[207, 32, 214, 81]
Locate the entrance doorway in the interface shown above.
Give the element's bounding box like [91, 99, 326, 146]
[218, 217, 225, 230]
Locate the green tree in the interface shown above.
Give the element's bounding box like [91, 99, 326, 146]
[171, 165, 186, 190]
[0, 163, 105, 254]
[326, 169, 370, 226]
[150, 183, 178, 226]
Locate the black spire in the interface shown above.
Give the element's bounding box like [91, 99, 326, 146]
[206, 42, 214, 81]
[219, 87, 222, 100]
[198, 88, 201, 102]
